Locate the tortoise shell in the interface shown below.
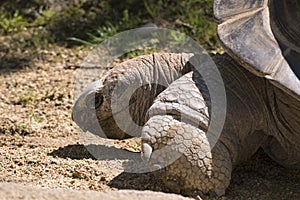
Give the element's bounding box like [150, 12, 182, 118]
[214, 0, 300, 100]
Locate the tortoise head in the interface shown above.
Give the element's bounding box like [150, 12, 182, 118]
[72, 73, 132, 140]
[214, 0, 300, 99]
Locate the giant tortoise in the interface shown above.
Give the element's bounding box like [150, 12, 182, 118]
[72, 0, 300, 196]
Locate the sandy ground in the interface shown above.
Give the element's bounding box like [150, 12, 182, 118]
[0, 45, 300, 200]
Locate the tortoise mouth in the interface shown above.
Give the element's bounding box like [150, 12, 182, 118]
[270, 0, 300, 78]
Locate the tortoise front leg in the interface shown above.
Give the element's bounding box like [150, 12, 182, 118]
[141, 71, 233, 196]
[142, 115, 232, 196]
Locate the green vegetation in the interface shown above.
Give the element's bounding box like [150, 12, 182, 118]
[13, 123, 32, 136]
[28, 110, 42, 123]
[15, 92, 38, 107]
[0, 0, 221, 52]
[69, 0, 222, 51]
[0, 10, 28, 35]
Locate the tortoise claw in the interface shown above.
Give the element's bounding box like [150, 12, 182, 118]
[141, 143, 152, 162]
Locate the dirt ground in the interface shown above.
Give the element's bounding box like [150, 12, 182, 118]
[0, 44, 300, 200]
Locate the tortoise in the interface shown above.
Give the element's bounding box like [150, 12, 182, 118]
[72, 0, 300, 196]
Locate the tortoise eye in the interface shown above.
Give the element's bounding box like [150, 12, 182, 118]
[86, 92, 103, 109]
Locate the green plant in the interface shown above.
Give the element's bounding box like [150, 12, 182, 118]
[28, 110, 42, 123]
[0, 0, 222, 51]
[69, 9, 145, 45]
[0, 10, 29, 34]
[144, 0, 164, 18]
[13, 123, 32, 136]
[78, 0, 221, 53]
[15, 91, 38, 106]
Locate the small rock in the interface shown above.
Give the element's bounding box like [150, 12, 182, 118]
[72, 170, 87, 179]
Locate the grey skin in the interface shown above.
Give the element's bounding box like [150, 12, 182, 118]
[72, 0, 300, 196]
